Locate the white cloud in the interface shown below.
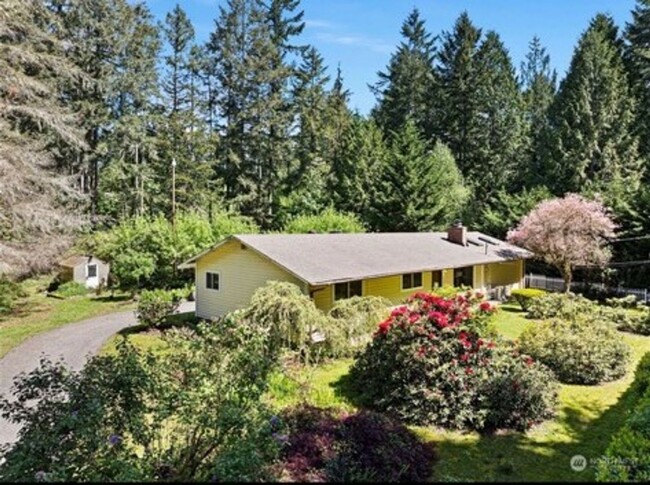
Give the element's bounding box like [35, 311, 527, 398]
[315, 31, 393, 54]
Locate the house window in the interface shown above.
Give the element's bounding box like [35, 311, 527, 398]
[206, 272, 220, 291]
[431, 270, 442, 288]
[454, 266, 474, 287]
[87, 264, 97, 278]
[334, 280, 363, 301]
[402, 272, 423, 290]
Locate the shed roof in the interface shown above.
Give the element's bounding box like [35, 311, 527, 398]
[181, 232, 533, 286]
[58, 255, 91, 268]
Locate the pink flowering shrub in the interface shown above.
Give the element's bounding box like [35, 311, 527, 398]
[507, 194, 616, 291]
[348, 292, 558, 431]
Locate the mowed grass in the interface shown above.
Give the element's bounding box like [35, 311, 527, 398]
[0, 275, 135, 358]
[100, 312, 198, 356]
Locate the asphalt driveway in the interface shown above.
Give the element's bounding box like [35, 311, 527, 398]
[0, 301, 195, 450]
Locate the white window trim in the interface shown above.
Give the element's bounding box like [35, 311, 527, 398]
[206, 271, 221, 292]
[332, 279, 364, 302]
[401, 272, 424, 292]
[86, 263, 98, 279]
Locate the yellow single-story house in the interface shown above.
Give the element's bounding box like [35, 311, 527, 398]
[180, 223, 533, 319]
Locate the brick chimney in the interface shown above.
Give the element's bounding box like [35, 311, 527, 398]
[447, 220, 467, 246]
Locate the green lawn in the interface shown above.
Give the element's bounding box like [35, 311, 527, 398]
[101, 312, 198, 356]
[0, 275, 135, 358]
[102, 299, 650, 482]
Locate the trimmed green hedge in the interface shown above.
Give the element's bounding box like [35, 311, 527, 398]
[511, 288, 547, 311]
[597, 353, 650, 481]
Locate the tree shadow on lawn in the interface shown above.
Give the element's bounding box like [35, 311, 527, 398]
[331, 368, 641, 482]
[499, 304, 526, 315]
[429, 383, 639, 482]
[92, 294, 133, 303]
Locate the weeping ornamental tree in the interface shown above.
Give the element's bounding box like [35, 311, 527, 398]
[507, 194, 616, 292]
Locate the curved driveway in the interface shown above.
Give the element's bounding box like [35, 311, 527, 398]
[0, 301, 195, 449]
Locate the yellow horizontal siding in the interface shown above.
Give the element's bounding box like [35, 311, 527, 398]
[485, 260, 523, 288]
[195, 240, 303, 318]
[311, 286, 333, 312]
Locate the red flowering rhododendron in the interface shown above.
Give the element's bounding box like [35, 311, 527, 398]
[350, 291, 558, 431]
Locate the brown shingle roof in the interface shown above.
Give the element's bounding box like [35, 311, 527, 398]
[181, 232, 533, 286]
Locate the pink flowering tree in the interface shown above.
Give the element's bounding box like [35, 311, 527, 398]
[507, 194, 616, 292]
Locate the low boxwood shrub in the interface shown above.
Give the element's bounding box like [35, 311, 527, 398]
[597, 353, 650, 482]
[432, 285, 472, 298]
[601, 306, 650, 336]
[274, 405, 436, 482]
[53, 281, 89, 298]
[605, 295, 642, 309]
[135, 288, 183, 328]
[526, 292, 594, 320]
[519, 317, 630, 385]
[348, 292, 558, 430]
[511, 288, 547, 311]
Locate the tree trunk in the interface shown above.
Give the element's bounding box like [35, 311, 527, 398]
[562, 265, 572, 293]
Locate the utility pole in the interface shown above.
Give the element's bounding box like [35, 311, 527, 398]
[171, 157, 177, 230]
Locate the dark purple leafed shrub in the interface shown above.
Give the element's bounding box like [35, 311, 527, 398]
[274, 405, 436, 483]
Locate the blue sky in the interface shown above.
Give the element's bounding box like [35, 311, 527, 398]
[147, 0, 637, 114]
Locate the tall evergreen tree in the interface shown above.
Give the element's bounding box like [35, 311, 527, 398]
[330, 117, 388, 219]
[437, 13, 524, 214]
[323, 64, 353, 176]
[156, 4, 218, 216]
[96, 1, 161, 219]
[162, 4, 194, 114]
[278, 46, 331, 223]
[371, 8, 437, 138]
[207, 0, 303, 227]
[1, 0, 87, 275]
[436, 12, 482, 180]
[368, 120, 468, 232]
[519, 36, 557, 188]
[48, 0, 161, 220]
[626, 0, 650, 164]
[473, 31, 526, 196]
[543, 14, 643, 212]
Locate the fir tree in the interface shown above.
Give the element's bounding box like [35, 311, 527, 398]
[437, 14, 524, 213]
[369, 120, 468, 232]
[371, 8, 437, 138]
[156, 4, 218, 216]
[436, 12, 483, 193]
[473, 31, 526, 197]
[281, 46, 331, 221]
[207, 0, 302, 227]
[544, 14, 643, 212]
[626, 0, 650, 164]
[519, 36, 557, 188]
[330, 117, 388, 219]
